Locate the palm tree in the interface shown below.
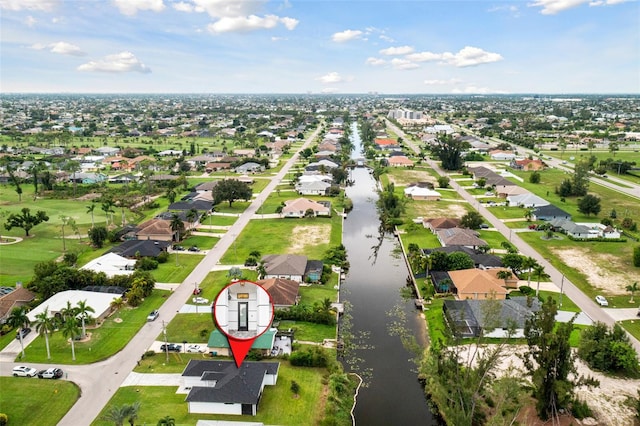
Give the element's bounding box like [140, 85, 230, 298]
[61, 316, 80, 361]
[101, 199, 115, 227]
[522, 257, 538, 289]
[110, 297, 125, 314]
[249, 250, 262, 259]
[76, 300, 95, 338]
[524, 209, 534, 222]
[157, 415, 176, 426]
[186, 208, 199, 231]
[86, 203, 96, 228]
[123, 402, 141, 426]
[7, 306, 31, 358]
[60, 300, 78, 321]
[169, 213, 185, 242]
[626, 281, 639, 303]
[101, 404, 129, 426]
[533, 264, 546, 296]
[60, 215, 70, 252]
[34, 308, 57, 360]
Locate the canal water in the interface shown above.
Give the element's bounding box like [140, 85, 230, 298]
[341, 123, 436, 425]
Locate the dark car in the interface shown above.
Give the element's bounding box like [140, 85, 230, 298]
[37, 367, 63, 379]
[173, 245, 185, 251]
[188, 246, 200, 252]
[160, 343, 182, 352]
[16, 327, 31, 340]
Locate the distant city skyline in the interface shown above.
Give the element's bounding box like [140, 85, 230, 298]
[1, 0, 638, 94]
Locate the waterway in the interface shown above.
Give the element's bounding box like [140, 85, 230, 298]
[341, 122, 436, 425]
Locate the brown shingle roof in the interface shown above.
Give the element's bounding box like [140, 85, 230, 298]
[256, 278, 300, 307]
[0, 287, 36, 321]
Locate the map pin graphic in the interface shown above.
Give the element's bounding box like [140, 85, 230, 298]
[213, 280, 274, 368]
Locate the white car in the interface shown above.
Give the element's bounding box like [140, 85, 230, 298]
[186, 344, 206, 353]
[595, 295, 608, 306]
[13, 366, 37, 377]
[192, 297, 209, 304]
[147, 310, 159, 321]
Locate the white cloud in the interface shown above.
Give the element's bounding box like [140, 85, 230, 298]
[529, 0, 630, 13]
[172, 1, 194, 12]
[317, 72, 343, 84]
[207, 14, 297, 33]
[379, 45, 414, 56]
[331, 29, 363, 43]
[391, 58, 419, 70]
[407, 46, 503, 67]
[30, 41, 87, 56]
[424, 78, 462, 85]
[487, 4, 521, 17]
[271, 36, 287, 41]
[0, 0, 58, 11]
[190, 0, 266, 18]
[24, 15, 37, 27]
[365, 57, 386, 66]
[78, 51, 151, 73]
[379, 34, 395, 43]
[112, 0, 165, 16]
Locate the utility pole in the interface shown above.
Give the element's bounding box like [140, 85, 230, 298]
[162, 320, 168, 363]
[559, 275, 564, 308]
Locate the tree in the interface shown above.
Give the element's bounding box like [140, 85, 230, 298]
[101, 199, 115, 226]
[524, 209, 534, 222]
[445, 252, 474, 271]
[7, 306, 31, 358]
[157, 416, 176, 426]
[101, 404, 129, 426]
[4, 208, 49, 237]
[609, 141, 619, 157]
[60, 215, 70, 251]
[169, 213, 185, 242]
[86, 203, 96, 228]
[88, 225, 108, 248]
[76, 299, 95, 338]
[212, 179, 253, 207]
[110, 297, 125, 313]
[578, 194, 601, 216]
[627, 281, 639, 303]
[64, 160, 81, 197]
[522, 256, 538, 289]
[529, 170, 541, 184]
[460, 211, 484, 229]
[521, 297, 596, 420]
[634, 246, 640, 267]
[437, 176, 450, 188]
[186, 208, 199, 230]
[34, 308, 56, 360]
[61, 316, 80, 361]
[533, 264, 546, 296]
[430, 133, 469, 170]
[166, 188, 177, 204]
[123, 401, 140, 426]
[578, 322, 639, 377]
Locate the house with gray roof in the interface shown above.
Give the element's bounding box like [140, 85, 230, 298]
[182, 360, 279, 415]
[261, 254, 323, 283]
[436, 228, 487, 249]
[506, 193, 550, 208]
[532, 204, 571, 221]
[234, 162, 264, 174]
[443, 297, 541, 338]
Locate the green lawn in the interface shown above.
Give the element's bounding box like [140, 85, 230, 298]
[398, 226, 441, 249]
[219, 215, 342, 264]
[0, 377, 80, 426]
[201, 214, 237, 226]
[91, 362, 327, 426]
[424, 297, 448, 345]
[165, 313, 214, 343]
[298, 282, 339, 306]
[619, 319, 640, 342]
[180, 234, 219, 249]
[277, 320, 336, 342]
[477, 229, 511, 249]
[19, 290, 170, 364]
[151, 255, 203, 283]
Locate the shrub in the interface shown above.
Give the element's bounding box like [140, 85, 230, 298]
[0, 413, 7, 426]
[135, 257, 159, 271]
[634, 246, 640, 267]
[519, 286, 535, 296]
[291, 380, 300, 394]
[157, 251, 169, 264]
[571, 399, 592, 419]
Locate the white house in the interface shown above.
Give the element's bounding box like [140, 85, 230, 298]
[506, 193, 550, 208]
[295, 180, 331, 196]
[182, 360, 279, 416]
[403, 186, 441, 201]
[80, 253, 136, 278]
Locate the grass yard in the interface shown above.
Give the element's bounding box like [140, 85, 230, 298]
[298, 281, 339, 306]
[619, 319, 640, 342]
[486, 205, 533, 220]
[202, 214, 237, 226]
[277, 320, 336, 342]
[424, 297, 448, 345]
[91, 362, 327, 426]
[151, 254, 203, 283]
[134, 351, 212, 373]
[19, 290, 170, 364]
[219, 215, 342, 264]
[477, 229, 511, 249]
[165, 313, 214, 343]
[180, 234, 219, 249]
[0, 377, 80, 426]
[398, 226, 440, 250]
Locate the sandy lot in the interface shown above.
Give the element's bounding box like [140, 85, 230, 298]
[553, 248, 640, 294]
[387, 170, 438, 187]
[457, 344, 640, 426]
[288, 224, 331, 253]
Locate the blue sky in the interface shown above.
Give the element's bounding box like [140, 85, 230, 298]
[1, 0, 638, 94]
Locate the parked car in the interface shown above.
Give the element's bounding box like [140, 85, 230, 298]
[147, 310, 159, 321]
[15, 327, 31, 340]
[193, 287, 202, 295]
[188, 246, 200, 252]
[173, 245, 185, 251]
[12, 365, 37, 377]
[37, 367, 63, 379]
[160, 343, 182, 352]
[192, 297, 209, 304]
[186, 344, 206, 353]
[595, 295, 608, 306]
[479, 223, 490, 229]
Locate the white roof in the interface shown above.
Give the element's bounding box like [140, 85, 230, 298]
[80, 252, 137, 278]
[404, 186, 441, 197]
[27, 290, 120, 321]
[507, 193, 550, 207]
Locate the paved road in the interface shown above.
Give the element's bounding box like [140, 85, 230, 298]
[0, 124, 324, 426]
[384, 119, 640, 355]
